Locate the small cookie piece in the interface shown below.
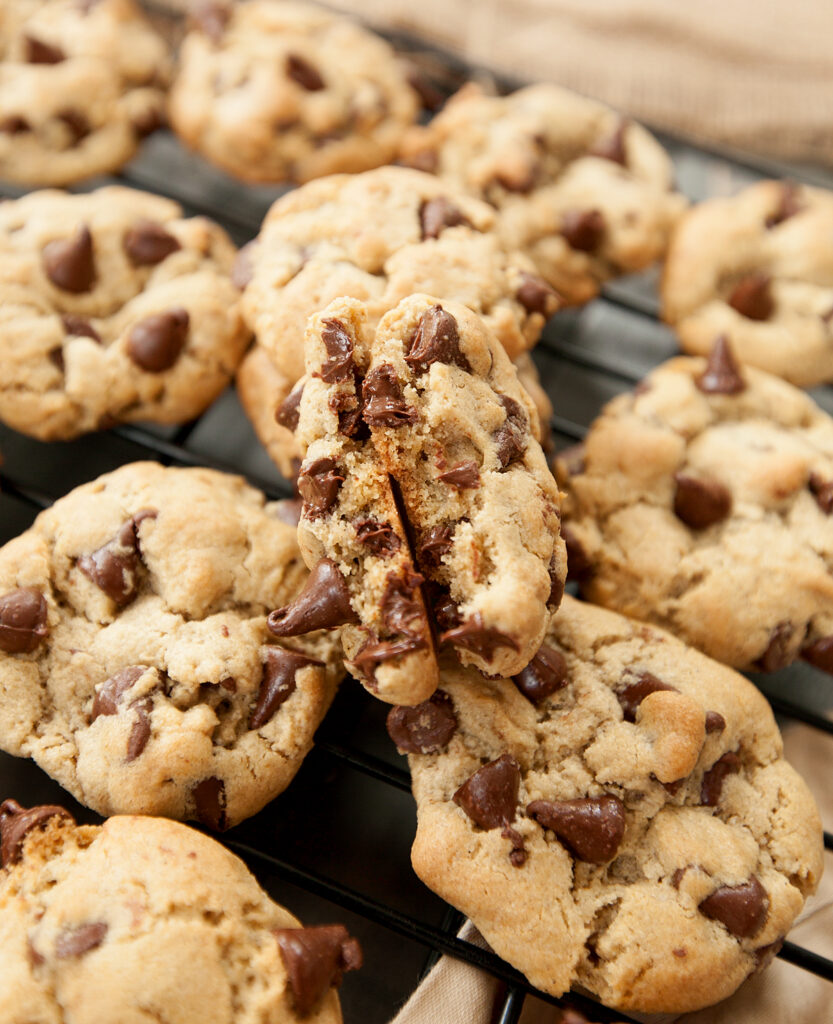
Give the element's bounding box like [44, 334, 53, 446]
[662, 180, 833, 387]
[0, 186, 249, 440]
[0, 806, 361, 1022]
[557, 338, 833, 673]
[401, 83, 686, 305]
[0, 0, 169, 186]
[268, 296, 566, 704]
[397, 596, 822, 1013]
[169, 0, 417, 184]
[0, 463, 343, 828]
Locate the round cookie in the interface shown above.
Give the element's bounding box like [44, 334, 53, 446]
[391, 595, 823, 1013]
[662, 180, 833, 387]
[0, 462, 343, 828]
[556, 338, 833, 673]
[400, 83, 687, 305]
[0, 0, 169, 186]
[0, 805, 361, 1022]
[168, 0, 418, 184]
[0, 186, 249, 440]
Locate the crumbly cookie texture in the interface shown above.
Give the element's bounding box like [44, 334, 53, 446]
[401, 82, 686, 305]
[0, 0, 169, 186]
[556, 339, 833, 673]
[168, 0, 418, 185]
[267, 295, 566, 704]
[0, 186, 249, 440]
[0, 807, 361, 1023]
[395, 595, 822, 1013]
[662, 180, 833, 387]
[0, 463, 343, 828]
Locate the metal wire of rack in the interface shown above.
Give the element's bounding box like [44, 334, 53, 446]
[2, 15, 833, 1024]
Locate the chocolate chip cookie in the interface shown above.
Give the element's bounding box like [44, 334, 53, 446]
[0, 463, 343, 828]
[0, 186, 249, 440]
[168, 0, 418, 184]
[0, 0, 169, 186]
[267, 295, 566, 703]
[0, 804, 361, 1021]
[662, 180, 833, 387]
[556, 338, 833, 673]
[401, 82, 687, 306]
[392, 595, 822, 1012]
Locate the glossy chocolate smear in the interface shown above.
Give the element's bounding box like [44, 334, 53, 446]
[362, 365, 418, 427]
[617, 671, 678, 723]
[453, 754, 520, 830]
[419, 197, 469, 240]
[516, 272, 560, 316]
[127, 308, 189, 372]
[561, 209, 605, 252]
[190, 1, 230, 41]
[318, 318, 354, 383]
[441, 613, 518, 660]
[438, 460, 480, 489]
[90, 665, 148, 720]
[298, 457, 343, 517]
[0, 587, 48, 654]
[56, 921, 108, 958]
[286, 52, 325, 91]
[268, 558, 358, 636]
[728, 272, 774, 321]
[405, 305, 470, 374]
[0, 800, 73, 867]
[123, 219, 181, 267]
[802, 635, 833, 674]
[673, 473, 731, 530]
[765, 183, 802, 228]
[756, 621, 794, 672]
[61, 313, 101, 343]
[43, 225, 96, 293]
[493, 395, 527, 469]
[250, 647, 323, 730]
[192, 776, 227, 831]
[381, 571, 426, 634]
[24, 34, 65, 64]
[351, 635, 427, 683]
[354, 518, 401, 558]
[78, 510, 156, 606]
[513, 645, 569, 704]
[699, 876, 768, 938]
[126, 699, 152, 761]
[700, 751, 741, 806]
[809, 472, 833, 515]
[695, 336, 746, 395]
[386, 690, 457, 754]
[590, 120, 628, 165]
[276, 382, 305, 432]
[527, 795, 626, 863]
[275, 925, 363, 1017]
[417, 523, 453, 571]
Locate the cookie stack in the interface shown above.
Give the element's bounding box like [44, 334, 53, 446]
[0, 1, 828, 1021]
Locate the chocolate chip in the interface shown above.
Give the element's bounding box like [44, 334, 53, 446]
[90, 665, 147, 720]
[126, 699, 152, 761]
[493, 395, 527, 469]
[562, 524, 593, 580]
[190, 1, 230, 41]
[700, 751, 741, 806]
[56, 922, 108, 958]
[728, 272, 774, 321]
[231, 240, 256, 289]
[705, 711, 726, 734]
[515, 271, 560, 317]
[699, 876, 768, 938]
[58, 109, 90, 144]
[354, 518, 401, 558]
[673, 473, 731, 530]
[78, 511, 156, 606]
[351, 635, 427, 683]
[319, 319, 354, 383]
[527, 795, 626, 863]
[268, 558, 358, 636]
[286, 52, 325, 91]
[328, 378, 368, 439]
[192, 776, 226, 830]
[547, 556, 565, 608]
[123, 220, 181, 267]
[438, 460, 480, 489]
[801, 635, 833, 675]
[127, 308, 189, 372]
[405, 305, 470, 375]
[0, 588, 48, 654]
[756, 621, 794, 672]
[0, 800, 72, 867]
[561, 209, 605, 252]
[361, 365, 418, 428]
[695, 336, 746, 395]
[43, 225, 95, 293]
[276, 382, 305, 432]
[249, 647, 323, 730]
[24, 34, 65, 63]
[617, 671, 678, 723]
[386, 690, 457, 754]
[419, 197, 470, 240]
[275, 925, 362, 1017]
[809, 472, 833, 515]
[297, 457, 343, 518]
[417, 524, 453, 571]
[61, 313, 100, 343]
[512, 645, 569, 704]
[0, 115, 30, 134]
[453, 754, 520, 830]
[441, 613, 518, 660]
[590, 120, 628, 165]
[426, 582, 460, 632]
[765, 183, 802, 228]
[381, 571, 426, 635]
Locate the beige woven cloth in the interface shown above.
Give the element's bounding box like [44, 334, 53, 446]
[329, 0, 833, 166]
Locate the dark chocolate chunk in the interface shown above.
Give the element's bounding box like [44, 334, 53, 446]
[512, 645, 569, 704]
[43, 225, 95, 293]
[765, 183, 802, 228]
[90, 665, 148, 720]
[286, 53, 325, 91]
[386, 690, 457, 754]
[57, 109, 90, 144]
[24, 34, 65, 64]
[127, 308, 189, 372]
[756, 621, 794, 673]
[231, 240, 256, 289]
[493, 394, 527, 469]
[381, 571, 426, 635]
[405, 305, 470, 374]
[438, 460, 480, 489]
[78, 511, 156, 606]
[268, 558, 358, 636]
[123, 219, 181, 267]
[418, 523, 453, 571]
[453, 754, 520, 830]
[192, 776, 227, 831]
[351, 635, 427, 683]
[699, 876, 768, 938]
[802, 635, 833, 675]
[673, 473, 731, 530]
[126, 699, 152, 761]
[561, 209, 605, 252]
[705, 711, 726, 734]
[728, 272, 774, 321]
[527, 795, 626, 863]
[190, 2, 230, 41]
[61, 313, 100, 343]
[617, 671, 678, 723]
[0, 800, 73, 867]
[419, 196, 469, 240]
[361, 365, 418, 427]
[562, 524, 593, 580]
[516, 272, 560, 317]
[354, 518, 401, 558]
[297, 457, 343, 517]
[441, 613, 518, 660]
[275, 925, 362, 1017]
[809, 472, 833, 515]
[0, 587, 48, 654]
[276, 382, 305, 432]
[249, 647, 323, 730]
[695, 336, 746, 395]
[329, 378, 368, 439]
[590, 120, 628, 165]
[700, 751, 741, 806]
[319, 319, 354, 383]
[55, 922, 108, 958]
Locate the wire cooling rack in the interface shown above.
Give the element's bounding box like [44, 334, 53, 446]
[1, 10, 833, 1023]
